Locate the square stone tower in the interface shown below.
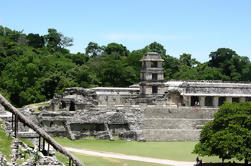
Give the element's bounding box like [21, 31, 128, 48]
[140, 52, 165, 97]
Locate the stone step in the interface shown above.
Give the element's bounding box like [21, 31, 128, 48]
[16, 132, 39, 138]
[142, 129, 201, 141]
[143, 107, 217, 119]
[143, 118, 211, 129]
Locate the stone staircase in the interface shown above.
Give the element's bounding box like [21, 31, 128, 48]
[142, 106, 217, 141]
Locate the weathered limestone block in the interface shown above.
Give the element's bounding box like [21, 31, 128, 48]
[213, 96, 219, 107]
[107, 112, 127, 124]
[95, 131, 110, 140]
[199, 96, 205, 107]
[119, 131, 137, 140]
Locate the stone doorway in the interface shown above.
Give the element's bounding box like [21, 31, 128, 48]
[191, 96, 199, 106]
[69, 101, 75, 111]
[205, 97, 213, 106]
[218, 97, 226, 106]
[232, 97, 239, 103]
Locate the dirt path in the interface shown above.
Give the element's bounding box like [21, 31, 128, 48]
[65, 147, 195, 166]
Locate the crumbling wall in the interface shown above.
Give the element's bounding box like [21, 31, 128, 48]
[35, 107, 144, 141]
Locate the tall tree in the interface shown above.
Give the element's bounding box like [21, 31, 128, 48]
[85, 42, 104, 57]
[105, 43, 129, 57]
[208, 48, 251, 81]
[44, 28, 73, 51]
[145, 42, 166, 57]
[194, 102, 251, 164]
[179, 53, 199, 67]
[27, 33, 44, 48]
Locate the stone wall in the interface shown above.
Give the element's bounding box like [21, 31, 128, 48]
[33, 80, 251, 141]
[142, 106, 217, 141]
[33, 103, 218, 142]
[35, 107, 144, 141]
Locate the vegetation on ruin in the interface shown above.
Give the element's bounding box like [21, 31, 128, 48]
[0, 25, 251, 107]
[194, 102, 251, 164]
[0, 121, 13, 161]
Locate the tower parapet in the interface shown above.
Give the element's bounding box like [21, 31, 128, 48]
[139, 52, 165, 97]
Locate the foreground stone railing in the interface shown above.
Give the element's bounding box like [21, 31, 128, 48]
[0, 94, 84, 166]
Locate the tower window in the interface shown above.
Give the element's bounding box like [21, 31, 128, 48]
[152, 73, 158, 80]
[151, 61, 158, 67]
[152, 86, 158, 94]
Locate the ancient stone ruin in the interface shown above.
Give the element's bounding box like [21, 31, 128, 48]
[31, 52, 251, 141]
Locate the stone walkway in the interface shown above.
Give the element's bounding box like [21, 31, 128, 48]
[65, 147, 195, 166]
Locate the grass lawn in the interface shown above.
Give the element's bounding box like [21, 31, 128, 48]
[56, 152, 170, 166]
[0, 121, 13, 161]
[54, 137, 227, 162]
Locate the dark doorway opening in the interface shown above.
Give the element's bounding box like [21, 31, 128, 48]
[246, 97, 251, 102]
[191, 96, 199, 106]
[60, 101, 66, 109]
[152, 73, 158, 80]
[205, 96, 213, 106]
[232, 97, 239, 103]
[152, 86, 158, 94]
[151, 61, 158, 68]
[218, 97, 226, 106]
[69, 101, 75, 111]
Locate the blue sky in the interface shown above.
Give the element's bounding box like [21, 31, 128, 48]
[0, 0, 250, 62]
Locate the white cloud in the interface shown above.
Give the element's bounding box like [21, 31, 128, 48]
[103, 33, 192, 41]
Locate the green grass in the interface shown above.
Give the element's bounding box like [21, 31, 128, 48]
[56, 151, 169, 166]
[56, 152, 69, 165]
[0, 121, 13, 161]
[18, 138, 34, 148]
[54, 137, 238, 163]
[16, 148, 29, 165]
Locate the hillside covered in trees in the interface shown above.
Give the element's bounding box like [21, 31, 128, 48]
[0, 25, 251, 107]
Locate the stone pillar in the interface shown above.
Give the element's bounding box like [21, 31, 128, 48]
[183, 96, 189, 106]
[240, 97, 246, 103]
[226, 97, 232, 103]
[188, 96, 191, 106]
[66, 103, 70, 111]
[199, 96, 205, 107]
[213, 96, 219, 107]
[53, 103, 59, 111]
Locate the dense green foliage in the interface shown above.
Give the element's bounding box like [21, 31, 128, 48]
[0, 25, 251, 107]
[194, 102, 251, 163]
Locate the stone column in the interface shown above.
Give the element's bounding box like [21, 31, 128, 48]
[226, 97, 232, 103]
[66, 102, 70, 111]
[183, 96, 189, 106]
[187, 96, 191, 106]
[53, 103, 59, 111]
[199, 96, 205, 107]
[213, 96, 219, 107]
[240, 97, 246, 103]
